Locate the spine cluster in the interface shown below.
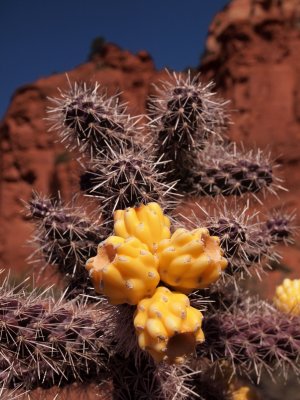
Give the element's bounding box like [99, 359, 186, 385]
[187, 144, 279, 197]
[0, 280, 108, 391]
[28, 194, 106, 298]
[48, 81, 138, 158]
[199, 299, 300, 379]
[80, 145, 178, 218]
[180, 202, 295, 277]
[148, 71, 228, 161]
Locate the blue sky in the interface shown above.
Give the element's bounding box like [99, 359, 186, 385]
[0, 0, 228, 118]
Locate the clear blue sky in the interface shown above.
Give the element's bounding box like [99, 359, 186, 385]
[0, 0, 229, 118]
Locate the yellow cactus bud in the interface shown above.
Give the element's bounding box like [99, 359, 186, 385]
[114, 202, 171, 253]
[273, 278, 300, 315]
[230, 384, 259, 400]
[231, 386, 253, 400]
[134, 286, 204, 363]
[157, 228, 227, 292]
[86, 236, 160, 305]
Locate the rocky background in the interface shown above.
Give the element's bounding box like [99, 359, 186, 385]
[1, 0, 300, 293]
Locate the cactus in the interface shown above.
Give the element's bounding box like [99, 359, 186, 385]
[0, 275, 109, 392]
[28, 193, 105, 276]
[47, 81, 140, 159]
[110, 353, 200, 400]
[148, 71, 228, 159]
[262, 210, 296, 245]
[6, 71, 298, 399]
[178, 202, 296, 278]
[27, 193, 106, 299]
[198, 298, 300, 379]
[81, 146, 178, 218]
[134, 287, 204, 363]
[187, 143, 282, 197]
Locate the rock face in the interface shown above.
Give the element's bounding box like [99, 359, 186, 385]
[1, 0, 300, 289]
[200, 0, 300, 288]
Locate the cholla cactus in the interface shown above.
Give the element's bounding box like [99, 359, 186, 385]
[178, 201, 296, 279]
[148, 71, 228, 156]
[5, 71, 298, 399]
[198, 297, 300, 379]
[0, 273, 109, 392]
[28, 193, 105, 275]
[262, 210, 296, 245]
[27, 193, 107, 299]
[81, 145, 178, 217]
[48, 80, 139, 158]
[110, 353, 200, 400]
[188, 143, 282, 197]
[148, 71, 229, 189]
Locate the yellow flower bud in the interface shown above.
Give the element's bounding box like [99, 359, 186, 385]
[157, 228, 227, 292]
[114, 202, 171, 253]
[273, 278, 300, 315]
[134, 286, 204, 363]
[86, 236, 160, 305]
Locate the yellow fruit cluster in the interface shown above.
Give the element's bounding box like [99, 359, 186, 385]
[273, 278, 300, 315]
[86, 202, 228, 362]
[134, 287, 204, 363]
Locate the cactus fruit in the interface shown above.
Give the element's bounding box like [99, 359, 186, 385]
[273, 279, 300, 315]
[47, 81, 138, 159]
[86, 235, 160, 305]
[157, 228, 227, 292]
[114, 202, 171, 254]
[81, 146, 178, 217]
[134, 287, 204, 363]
